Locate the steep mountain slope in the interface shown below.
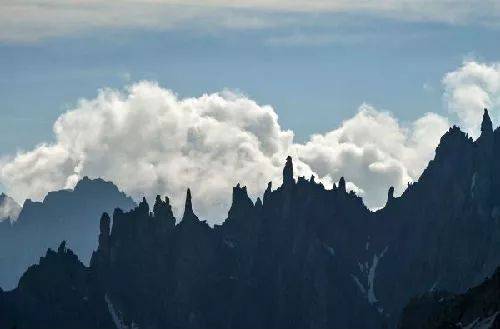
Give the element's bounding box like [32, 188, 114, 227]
[0, 177, 135, 290]
[372, 110, 500, 321]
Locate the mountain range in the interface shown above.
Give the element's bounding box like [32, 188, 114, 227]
[0, 177, 135, 290]
[1, 109, 500, 329]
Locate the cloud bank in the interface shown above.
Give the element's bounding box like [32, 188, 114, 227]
[2, 1, 500, 42]
[1, 60, 498, 223]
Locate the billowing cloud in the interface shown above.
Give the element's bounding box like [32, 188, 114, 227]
[2, 1, 500, 42]
[0, 81, 452, 222]
[0, 82, 299, 222]
[296, 105, 449, 208]
[443, 61, 500, 138]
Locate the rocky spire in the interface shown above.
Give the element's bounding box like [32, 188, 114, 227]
[338, 177, 346, 193]
[182, 188, 197, 222]
[57, 240, 67, 254]
[153, 195, 174, 222]
[283, 156, 294, 187]
[231, 184, 252, 208]
[263, 182, 272, 204]
[97, 212, 111, 255]
[228, 184, 254, 218]
[481, 108, 493, 137]
[138, 197, 150, 215]
[99, 212, 111, 238]
[387, 186, 395, 205]
[255, 197, 263, 208]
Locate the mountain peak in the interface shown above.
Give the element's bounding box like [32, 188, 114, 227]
[338, 177, 346, 192]
[227, 184, 254, 219]
[282, 156, 294, 186]
[153, 195, 174, 222]
[99, 212, 111, 237]
[387, 186, 395, 205]
[182, 188, 197, 222]
[481, 108, 493, 137]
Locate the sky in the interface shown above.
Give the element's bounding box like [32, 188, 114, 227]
[1, 1, 500, 222]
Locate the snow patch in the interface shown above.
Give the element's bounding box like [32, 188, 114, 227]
[351, 274, 366, 294]
[105, 294, 140, 329]
[460, 312, 499, 329]
[352, 246, 389, 313]
[429, 281, 439, 292]
[367, 246, 388, 304]
[323, 244, 335, 257]
[471, 172, 478, 198]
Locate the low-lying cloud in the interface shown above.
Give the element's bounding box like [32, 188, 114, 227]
[1, 60, 498, 223]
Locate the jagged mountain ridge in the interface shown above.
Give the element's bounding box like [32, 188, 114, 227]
[0, 241, 115, 329]
[372, 109, 500, 321]
[2, 109, 500, 329]
[0, 177, 135, 290]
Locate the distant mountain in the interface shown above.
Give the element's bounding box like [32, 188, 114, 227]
[0, 193, 21, 221]
[0, 177, 135, 290]
[2, 109, 500, 329]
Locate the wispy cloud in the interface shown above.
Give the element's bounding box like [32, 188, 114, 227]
[1, 1, 500, 43]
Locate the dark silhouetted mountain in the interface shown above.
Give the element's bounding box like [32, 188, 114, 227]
[0, 241, 114, 329]
[371, 109, 500, 323]
[0, 177, 135, 290]
[398, 266, 500, 329]
[2, 109, 500, 329]
[88, 168, 383, 329]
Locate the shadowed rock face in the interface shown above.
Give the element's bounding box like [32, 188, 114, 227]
[0, 241, 114, 329]
[0, 177, 135, 290]
[398, 267, 500, 329]
[88, 168, 381, 329]
[2, 109, 500, 329]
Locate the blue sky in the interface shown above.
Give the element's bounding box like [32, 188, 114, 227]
[2, 4, 500, 155]
[2, 1, 500, 219]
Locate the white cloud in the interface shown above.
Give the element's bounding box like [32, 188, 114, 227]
[0, 82, 300, 223]
[1, 1, 500, 42]
[296, 105, 449, 208]
[443, 61, 500, 137]
[0, 82, 451, 222]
